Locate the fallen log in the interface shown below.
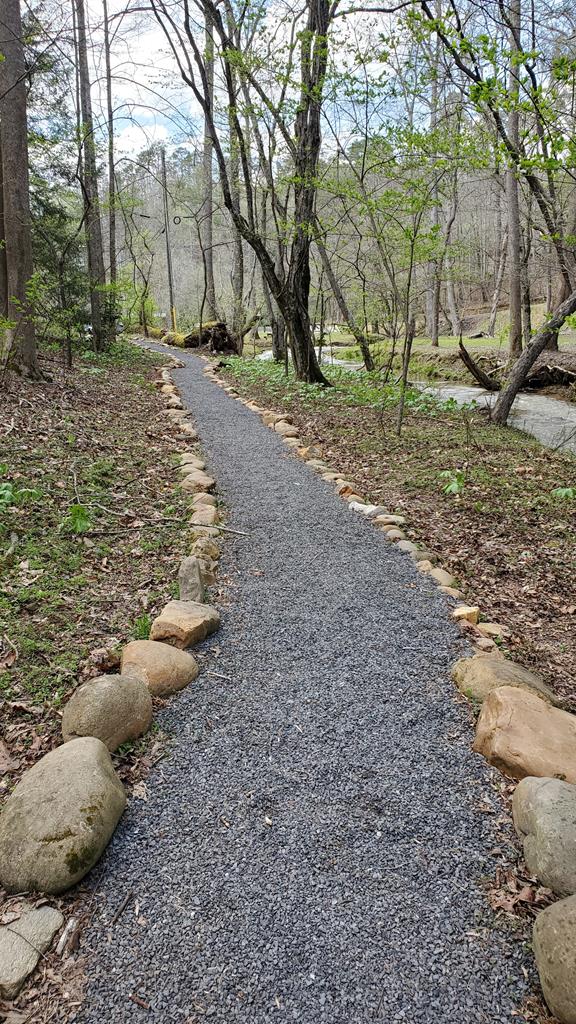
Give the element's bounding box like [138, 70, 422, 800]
[458, 341, 501, 391]
[523, 365, 576, 389]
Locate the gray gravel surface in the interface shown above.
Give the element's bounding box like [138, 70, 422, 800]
[78, 351, 529, 1023]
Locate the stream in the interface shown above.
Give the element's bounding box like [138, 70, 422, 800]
[423, 383, 576, 457]
[257, 347, 576, 457]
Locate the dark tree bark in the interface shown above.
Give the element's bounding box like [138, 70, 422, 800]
[102, 0, 117, 341]
[315, 234, 374, 370]
[492, 288, 576, 424]
[0, 0, 39, 376]
[74, 0, 107, 351]
[506, 0, 522, 359]
[0, 136, 7, 319]
[201, 12, 218, 320]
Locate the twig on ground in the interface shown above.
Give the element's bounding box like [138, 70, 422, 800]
[110, 890, 134, 927]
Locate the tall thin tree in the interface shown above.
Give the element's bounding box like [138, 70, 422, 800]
[74, 0, 107, 351]
[0, 0, 39, 376]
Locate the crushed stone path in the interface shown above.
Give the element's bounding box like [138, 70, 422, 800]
[77, 351, 529, 1023]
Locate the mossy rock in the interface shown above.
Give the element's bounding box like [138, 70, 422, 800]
[0, 737, 126, 894]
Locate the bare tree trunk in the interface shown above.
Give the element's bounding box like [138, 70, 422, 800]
[446, 274, 461, 336]
[487, 227, 508, 336]
[103, 0, 116, 341]
[201, 12, 218, 320]
[425, 2, 441, 346]
[0, 0, 39, 376]
[520, 223, 532, 347]
[0, 136, 7, 319]
[492, 288, 576, 424]
[74, 0, 107, 351]
[506, 0, 523, 359]
[315, 234, 374, 370]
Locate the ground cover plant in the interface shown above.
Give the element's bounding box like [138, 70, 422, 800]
[222, 357, 576, 705]
[0, 341, 191, 793]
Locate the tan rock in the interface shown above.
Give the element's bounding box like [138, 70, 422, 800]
[62, 673, 153, 751]
[345, 494, 365, 504]
[321, 472, 341, 481]
[191, 491, 217, 508]
[533, 895, 576, 1024]
[385, 529, 406, 541]
[190, 525, 220, 538]
[0, 905, 64, 998]
[452, 605, 480, 624]
[161, 384, 176, 395]
[473, 686, 576, 782]
[191, 505, 219, 527]
[417, 559, 434, 573]
[121, 640, 199, 696]
[167, 396, 183, 409]
[180, 457, 206, 473]
[373, 514, 406, 526]
[439, 585, 465, 599]
[0, 737, 126, 894]
[180, 452, 203, 465]
[429, 566, 456, 588]
[477, 621, 511, 639]
[412, 549, 438, 564]
[150, 600, 220, 649]
[475, 636, 498, 650]
[191, 536, 221, 561]
[274, 420, 299, 437]
[452, 657, 558, 705]
[178, 555, 204, 601]
[181, 470, 216, 493]
[179, 422, 199, 439]
[283, 437, 301, 448]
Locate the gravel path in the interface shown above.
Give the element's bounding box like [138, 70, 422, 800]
[78, 352, 528, 1023]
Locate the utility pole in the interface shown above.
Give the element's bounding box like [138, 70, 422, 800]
[160, 147, 177, 332]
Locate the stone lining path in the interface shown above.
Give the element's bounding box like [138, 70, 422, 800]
[77, 351, 529, 1023]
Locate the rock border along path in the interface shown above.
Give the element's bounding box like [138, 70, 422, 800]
[78, 351, 529, 1024]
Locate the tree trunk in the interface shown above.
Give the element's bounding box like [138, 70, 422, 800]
[102, 0, 116, 342]
[284, 0, 332, 385]
[315, 235, 374, 370]
[492, 288, 576, 424]
[506, 0, 523, 359]
[520, 225, 532, 348]
[0, 136, 7, 319]
[201, 13, 218, 320]
[74, 0, 107, 351]
[425, 3, 441, 346]
[0, 0, 39, 376]
[487, 227, 508, 336]
[446, 274, 461, 335]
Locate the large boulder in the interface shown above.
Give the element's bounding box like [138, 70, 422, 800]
[0, 737, 126, 894]
[452, 657, 559, 705]
[533, 896, 576, 1024]
[513, 777, 576, 895]
[62, 673, 153, 751]
[121, 640, 199, 696]
[473, 686, 576, 782]
[150, 600, 220, 649]
[0, 905, 63, 998]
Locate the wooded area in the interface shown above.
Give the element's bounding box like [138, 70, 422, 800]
[2, 0, 576, 416]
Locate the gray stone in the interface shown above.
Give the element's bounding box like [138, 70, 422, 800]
[533, 895, 576, 1024]
[62, 673, 153, 751]
[513, 777, 576, 895]
[178, 556, 204, 602]
[0, 737, 126, 894]
[121, 640, 199, 696]
[0, 905, 64, 998]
